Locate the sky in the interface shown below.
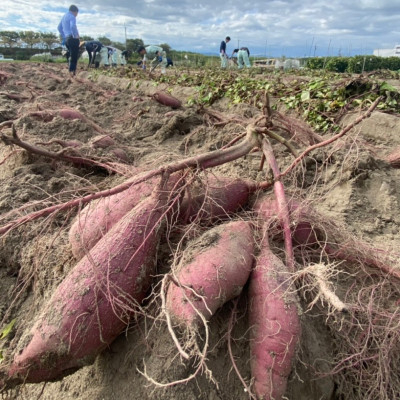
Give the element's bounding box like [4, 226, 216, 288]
[1, 0, 400, 57]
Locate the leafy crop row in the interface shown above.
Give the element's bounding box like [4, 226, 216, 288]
[306, 55, 400, 73]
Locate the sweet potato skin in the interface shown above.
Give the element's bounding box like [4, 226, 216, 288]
[253, 194, 318, 246]
[89, 134, 116, 149]
[152, 91, 181, 109]
[249, 241, 300, 400]
[166, 220, 254, 326]
[8, 177, 181, 384]
[69, 175, 157, 260]
[178, 176, 251, 224]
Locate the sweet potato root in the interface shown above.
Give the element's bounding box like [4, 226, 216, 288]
[152, 91, 181, 109]
[254, 194, 400, 279]
[253, 194, 318, 246]
[89, 135, 116, 149]
[178, 175, 252, 224]
[110, 147, 129, 162]
[249, 239, 300, 400]
[69, 174, 158, 260]
[166, 220, 254, 327]
[7, 174, 183, 385]
[28, 108, 108, 136]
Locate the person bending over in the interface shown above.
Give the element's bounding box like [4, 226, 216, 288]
[84, 40, 103, 67]
[137, 45, 167, 72]
[231, 47, 251, 69]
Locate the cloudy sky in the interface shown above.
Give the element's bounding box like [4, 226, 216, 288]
[1, 0, 400, 57]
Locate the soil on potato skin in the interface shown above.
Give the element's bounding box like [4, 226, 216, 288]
[0, 62, 399, 400]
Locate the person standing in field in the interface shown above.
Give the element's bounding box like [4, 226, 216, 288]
[137, 45, 167, 72]
[231, 47, 251, 69]
[220, 36, 231, 68]
[58, 5, 80, 76]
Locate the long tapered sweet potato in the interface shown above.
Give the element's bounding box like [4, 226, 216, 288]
[7, 174, 183, 385]
[166, 220, 254, 327]
[249, 239, 300, 400]
[69, 174, 158, 260]
[178, 176, 253, 224]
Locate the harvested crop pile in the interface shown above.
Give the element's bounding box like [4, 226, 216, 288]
[0, 62, 399, 400]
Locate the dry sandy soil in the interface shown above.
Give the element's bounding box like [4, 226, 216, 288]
[0, 62, 399, 400]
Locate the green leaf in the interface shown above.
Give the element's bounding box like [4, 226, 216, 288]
[0, 319, 16, 340]
[380, 82, 397, 92]
[301, 90, 310, 101]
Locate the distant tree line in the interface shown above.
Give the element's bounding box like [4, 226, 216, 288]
[0, 30, 161, 61]
[305, 55, 400, 73]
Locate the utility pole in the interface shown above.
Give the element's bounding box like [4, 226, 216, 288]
[124, 23, 127, 49]
[237, 39, 240, 48]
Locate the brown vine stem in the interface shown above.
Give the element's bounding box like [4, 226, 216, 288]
[1, 125, 123, 174]
[277, 96, 382, 179]
[0, 125, 260, 236]
[261, 138, 294, 272]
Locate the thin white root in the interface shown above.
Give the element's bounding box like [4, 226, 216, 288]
[299, 263, 348, 313]
[160, 274, 190, 360]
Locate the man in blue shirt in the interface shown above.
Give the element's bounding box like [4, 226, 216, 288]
[220, 36, 230, 68]
[58, 5, 80, 76]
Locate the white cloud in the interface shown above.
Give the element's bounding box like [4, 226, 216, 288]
[1, 0, 400, 56]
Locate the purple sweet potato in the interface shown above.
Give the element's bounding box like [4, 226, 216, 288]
[249, 239, 300, 400]
[69, 174, 158, 260]
[110, 147, 129, 162]
[7, 174, 183, 384]
[178, 175, 253, 224]
[253, 194, 318, 246]
[90, 134, 116, 149]
[166, 220, 254, 327]
[152, 91, 181, 109]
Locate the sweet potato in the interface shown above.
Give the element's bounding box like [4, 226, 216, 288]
[69, 174, 158, 260]
[166, 220, 254, 326]
[253, 194, 318, 246]
[7, 175, 182, 384]
[90, 134, 116, 149]
[249, 240, 300, 400]
[254, 194, 400, 279]
[152, 91, 181, 109]
[57, 108, 88, 121]
[110, 147, 129, 162]
[178, 176, 252, 224]
[28, 108, 108, 136]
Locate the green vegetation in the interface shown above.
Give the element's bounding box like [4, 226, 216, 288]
[0, 319, 16, 362]
[306, 55, 400, 73]
[93, 65, 400, 134]
[2, 29, 400, 134]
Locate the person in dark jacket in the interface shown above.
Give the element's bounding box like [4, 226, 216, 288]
[84, 40, 103, 67]
[219, 36, 230, 68]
